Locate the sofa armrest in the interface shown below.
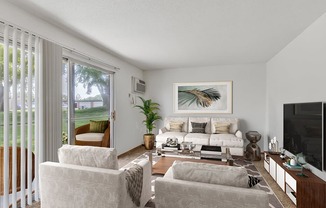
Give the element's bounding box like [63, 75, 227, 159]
[155, 178, 269, 208]
[159, 127, 168, 134]
[235, 130, 243, 139]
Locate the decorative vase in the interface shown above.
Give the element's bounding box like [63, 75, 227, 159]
[290, 158, 297, 166]
[144, 134, 155, 150]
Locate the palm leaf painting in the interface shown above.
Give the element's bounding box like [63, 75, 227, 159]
[178, 88, 221, 108]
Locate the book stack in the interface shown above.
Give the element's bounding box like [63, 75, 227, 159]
[283, 162, 302, 171]
[200, 145, 222, 159]
[162, 143, 180, 151]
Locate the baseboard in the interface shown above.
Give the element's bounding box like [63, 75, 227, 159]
[118, 144, 143, 158]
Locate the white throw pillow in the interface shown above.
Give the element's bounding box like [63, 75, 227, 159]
[169, 121, 184, 132]
[58, 145, 118, 170]
[172, 161, 248, 188]
[214, 122, 231, 134]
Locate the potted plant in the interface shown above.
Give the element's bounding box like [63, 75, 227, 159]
[135, 97, 162, 150]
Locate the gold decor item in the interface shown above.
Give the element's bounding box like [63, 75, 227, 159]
[144, 134, 155, 150]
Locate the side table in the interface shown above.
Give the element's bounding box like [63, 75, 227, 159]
[245, 131, 261, 161]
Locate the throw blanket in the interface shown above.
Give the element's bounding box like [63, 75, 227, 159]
[125, 164, 143, 206]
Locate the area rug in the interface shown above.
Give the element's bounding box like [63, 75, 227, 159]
[122, 153, 284, 208]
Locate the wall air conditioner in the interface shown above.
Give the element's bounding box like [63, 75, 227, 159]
[132, 77, 146, 94]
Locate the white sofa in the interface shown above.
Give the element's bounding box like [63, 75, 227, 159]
[156, 117, 244, 156]
[155, 161, 269, 208]
[39, 145, 152, 208]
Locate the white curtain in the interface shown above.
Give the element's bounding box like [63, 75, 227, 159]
[42, 40, 63, 163]
[0, 22, 43, 208]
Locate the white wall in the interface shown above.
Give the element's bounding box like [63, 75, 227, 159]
[0, 0, 144, 154]
[266, 13, 326, 180]
[145, 64, 267, 149]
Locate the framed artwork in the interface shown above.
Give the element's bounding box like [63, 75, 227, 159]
[173, 81, 233, 114]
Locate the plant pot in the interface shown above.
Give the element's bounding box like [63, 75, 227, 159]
[144, 134, 155, 150]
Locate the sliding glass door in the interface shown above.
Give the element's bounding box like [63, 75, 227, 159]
[62, 59, 114, 146]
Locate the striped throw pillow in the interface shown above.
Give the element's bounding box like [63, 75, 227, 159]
[248, 175, 261, 188]
[214, 122, 230, 134]
[191, 122, 207, 133]
[169, 122, 184, 132]
[89, 120, 108, 133]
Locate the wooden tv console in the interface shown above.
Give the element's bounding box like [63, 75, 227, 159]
[264, 152, 326, 208]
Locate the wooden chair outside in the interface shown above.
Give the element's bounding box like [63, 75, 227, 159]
[0, 147, 35, 195]
[74, 122, 110, 147]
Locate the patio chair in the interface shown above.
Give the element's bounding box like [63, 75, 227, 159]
[0, 146, 35, 195]
[74, 120, 110, 147]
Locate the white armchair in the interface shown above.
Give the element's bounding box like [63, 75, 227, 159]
[39, 145, 152, 208]
[155, 162, 269, 208]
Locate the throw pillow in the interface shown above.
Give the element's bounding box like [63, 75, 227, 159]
[248, 175, 261, 188]
[169, 121, 184, 132]
[89, 120, 108, 133]
[191, 122, 207, 133]
[172, 161, 249, 188]
[214, 122, 230, 134]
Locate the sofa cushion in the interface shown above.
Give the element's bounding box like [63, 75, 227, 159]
[211, 118, 239, 134]
[172, 162, 248, 188]
[89, 120, 108, 133]
[58, 145, 118, 170]
[169, 121, 184, 132]
[210, 134, 244, 147]
[214, 122, 231, 134]
[76, 133, 104, 141]
[191, 122, 207, 133]
[184, 133, 210, 145]
[189, 117, 211, 133]
[164, 117, 188, 132]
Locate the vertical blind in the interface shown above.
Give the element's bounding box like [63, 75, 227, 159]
[1, 23, 43, 208]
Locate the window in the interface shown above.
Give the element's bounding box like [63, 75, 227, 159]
[62, 58, 113, 145]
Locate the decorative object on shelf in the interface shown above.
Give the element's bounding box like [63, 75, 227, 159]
[134, 97, 162, 150]
[173, 81, 233, 114]
[268, 136, 279, 153]
[245, 131, 261, 161]
[280, 149, 286, 159]
[290, 156, 297, 166]
[296, 153, 308, 177]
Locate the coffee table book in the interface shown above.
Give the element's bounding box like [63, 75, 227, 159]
[200, 145, 222, 155]
[162, 143, 180, 151]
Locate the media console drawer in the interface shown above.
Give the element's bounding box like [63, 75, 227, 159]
[285, 172, 296, 192]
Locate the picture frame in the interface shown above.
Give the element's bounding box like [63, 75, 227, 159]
[173, 81, 233, 114]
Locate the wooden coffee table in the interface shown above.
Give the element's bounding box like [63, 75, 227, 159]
[152, 156, 233, 175]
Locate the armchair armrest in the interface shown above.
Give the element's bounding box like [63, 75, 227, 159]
[75, 124, 90, 135]
[101, 125, 110, 147]
[235, 130, 243, 139]
[123, 159, 152, 207]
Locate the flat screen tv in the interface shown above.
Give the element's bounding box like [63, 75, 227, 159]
[283, 102, 323, 171]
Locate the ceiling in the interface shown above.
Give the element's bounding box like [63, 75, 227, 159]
[10, 0, 326, 70]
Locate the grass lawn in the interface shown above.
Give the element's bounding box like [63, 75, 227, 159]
[0, 106, 109, 147]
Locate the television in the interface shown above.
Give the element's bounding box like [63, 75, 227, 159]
[283, 102, 323, 171]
